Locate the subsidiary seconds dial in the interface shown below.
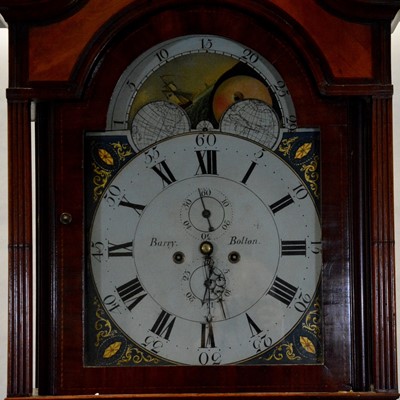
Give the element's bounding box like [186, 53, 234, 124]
[90, 132, 322, 365]
[180, 186, 233, 239]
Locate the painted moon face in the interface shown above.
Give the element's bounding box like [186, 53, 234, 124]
[212, 75, 273, 121]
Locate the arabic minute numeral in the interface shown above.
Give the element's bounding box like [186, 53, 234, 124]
[91, 241, 105, 262]
[294, 292, 312, 313]
[199, 187, 211, 196]
[201, 38, 213, 50]
[285, 115, 297, 131]
[274, 80, 289, 97]
[293, 184, 308, 199]
[195, 133, 216, 147]
[104, 184, 121, 207]
[253, 148, 265, 159]
[182, 198, 192, 209]
[144, 146, 160, 164]
[221, 220, 231, 230]
[241, 48, 259, 64]
[252, 334, 273, 354]
[142, 336, 163, 354]
[126, 80, 137, 91]
[311, 241, 322, 254]
[155, 48, 169, 62]
[221, 198, 230, 207]
[103, 294, 121, 313]
[186, 292, 196, 303]
[199, 351, 222, 366]
[182, 270, 191, 281]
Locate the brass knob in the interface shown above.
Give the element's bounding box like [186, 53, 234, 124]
[200, 241, 213, 256]
[60, 212, 72, 225]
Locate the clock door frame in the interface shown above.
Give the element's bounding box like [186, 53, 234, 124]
[2, 0, 400, 398]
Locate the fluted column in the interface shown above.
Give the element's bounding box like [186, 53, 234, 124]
[370, 95, 397, 392]
[7, 99, 32, 396]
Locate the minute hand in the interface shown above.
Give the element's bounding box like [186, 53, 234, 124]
[198, 189, 215, 232]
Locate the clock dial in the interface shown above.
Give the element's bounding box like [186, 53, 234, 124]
[89, 132, 322, 365]
[106, 35, 297, 151]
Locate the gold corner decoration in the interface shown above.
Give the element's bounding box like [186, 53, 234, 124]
[98, 148, 115, 166]
[117, 346, 160, 366]
[92, 141, 134, 202]
[103, 341, 122, 358]
[93, 163, 112, 202]
[93, 297, 161, 366]
[300, 156, 319, 199]
[264, 342, 302, 362]
[94, 298, 116, 347]
[278, 137, 298, 157]
[302, 299, 321, 338]
[111, 141, 134, 161]
[295, 142, 312, 160]
[299, 336, 316, 354]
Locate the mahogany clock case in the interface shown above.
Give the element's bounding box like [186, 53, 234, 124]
[2, 0, 398, 398]
[36, 8, 360, 395]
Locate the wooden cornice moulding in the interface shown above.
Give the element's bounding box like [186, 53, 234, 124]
[318, 0, 400, 22]
[1, 0, 399, 25]
[6, 0, 386, 100]
[1, 0, 394, 97]
[0, 0, 88, 24]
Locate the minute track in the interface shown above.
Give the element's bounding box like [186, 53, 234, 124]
[90, 132, 321, 365]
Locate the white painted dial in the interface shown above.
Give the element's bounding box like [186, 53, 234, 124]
[89, 132, 321, 365]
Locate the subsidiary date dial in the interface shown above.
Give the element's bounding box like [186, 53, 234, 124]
[90, 132, 322, 365]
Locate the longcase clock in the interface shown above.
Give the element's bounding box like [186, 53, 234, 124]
[1, 0, 400, 398]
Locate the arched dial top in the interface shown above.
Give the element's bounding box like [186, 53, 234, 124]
[106, 35, 297, 151]
[89, 132, 322, 366]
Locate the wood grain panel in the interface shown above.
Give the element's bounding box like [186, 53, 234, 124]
[26, 0, 376, 82]
[28, 0, 132, 81]
[269, 0, 373, 78]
